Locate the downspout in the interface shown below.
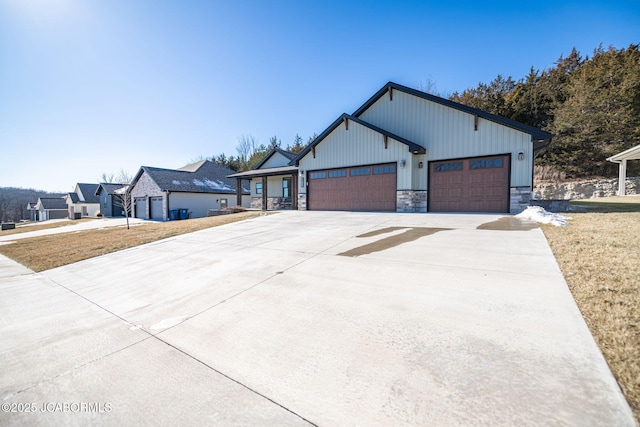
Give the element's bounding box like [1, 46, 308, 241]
[166, 191, 171, 221]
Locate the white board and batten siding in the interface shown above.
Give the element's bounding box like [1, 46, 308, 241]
[298, 121, 420, 194]
[261, 152, 291, 169]
[358, 90, 533, 187]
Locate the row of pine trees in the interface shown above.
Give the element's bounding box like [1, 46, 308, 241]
[450, 44, 640, 178]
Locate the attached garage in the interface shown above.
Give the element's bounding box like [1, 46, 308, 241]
[290, 82, 552, 214]
[135, 197, 147, 219]
[308, 163, 397, 211]
[429, 155, 510, 212]
[150, 196, 164, 220]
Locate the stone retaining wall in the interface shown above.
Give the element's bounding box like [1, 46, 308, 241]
[533, 177, 640, 200]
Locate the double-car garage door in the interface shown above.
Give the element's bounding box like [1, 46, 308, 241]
[429, 155, 510, 212]
[308, 163, 397, 211]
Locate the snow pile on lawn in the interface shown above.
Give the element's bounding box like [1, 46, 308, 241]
[516, 206, 571, 226]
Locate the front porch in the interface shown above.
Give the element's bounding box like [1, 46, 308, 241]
[228, 166, 299, 211]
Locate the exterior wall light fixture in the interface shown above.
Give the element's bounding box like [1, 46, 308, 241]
[418, 161, 424, 169]
[518, 152, 525, 161]
[400, 160, 406, 168]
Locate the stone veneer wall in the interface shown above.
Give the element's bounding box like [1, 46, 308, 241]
[396, 190, 427, 213]
[297, 194, 307, 210]
[533, 177, 640, 200]
[251, 197, 262, 210]
[267, 197, 293, 210]
[510, 187, 531, 214]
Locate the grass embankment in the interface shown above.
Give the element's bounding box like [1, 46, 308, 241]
[541, 195, 640, 420]
[0, 212, 264, 272]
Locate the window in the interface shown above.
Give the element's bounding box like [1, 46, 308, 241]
[434, 162, 463, 172]
[309, 171, 326, 179]
[350, 167, 370, 176]
[373, 165, 396, 174]
[329, 170, 347, 178]
[220, 198, 228, 208]
[256, 182, 263, 194]
[470, 158, 503, 169]
[283, 178, 291, 198]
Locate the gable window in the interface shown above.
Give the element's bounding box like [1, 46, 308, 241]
[256, 182, 263, 194]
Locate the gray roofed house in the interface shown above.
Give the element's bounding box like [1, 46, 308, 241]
[35, 197, 68, 221]
[65, 183, 101, 218]
[96, 183, 129, 218]
[128, 160, 251, 221]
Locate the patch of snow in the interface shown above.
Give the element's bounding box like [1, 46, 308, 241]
[192, 179, 205, 187]
[516, 206, 571, 227]
[149, 315, 190, 330]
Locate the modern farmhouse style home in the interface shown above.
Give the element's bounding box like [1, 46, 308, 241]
[233, 82, 552, 213]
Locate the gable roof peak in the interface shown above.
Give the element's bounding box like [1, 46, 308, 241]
[354, 81, 552, 143]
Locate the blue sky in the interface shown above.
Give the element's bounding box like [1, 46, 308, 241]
[1, 0, 638, 192]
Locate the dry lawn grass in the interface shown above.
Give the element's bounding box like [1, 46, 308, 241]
[1, 218, 97, 236]
[542, 199, 640, 419]
[0, 212, 264, 272]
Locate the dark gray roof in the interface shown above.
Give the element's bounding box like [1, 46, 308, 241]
[39, 197, 68, 210]
[132, 160, 250, 195]
[96, 183, 127, 196]
[255, 147, 298, 169]
[354, 82, 553, 142]
[292, 113, 425, 165]
[76, 183, 100, 203]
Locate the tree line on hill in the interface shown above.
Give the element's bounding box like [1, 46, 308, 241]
[0, 187, 64, 223]
[449, 44, 640, 178]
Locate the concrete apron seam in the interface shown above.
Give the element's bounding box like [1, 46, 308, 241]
[41, 269, 319, 426]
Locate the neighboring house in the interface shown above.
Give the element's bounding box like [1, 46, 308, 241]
[26, 202, 39, 221]
[607, 143, 640, 196]
[35, 197, 68, 221]
[233, 82, 552, 213]
[228, 147, 299, 210]
[95, 183, 129, 217]
[65, 183, 101, 218]
[128, 160, 250, 221]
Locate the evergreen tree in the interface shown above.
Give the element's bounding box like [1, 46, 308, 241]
[540, 44, 640, 177]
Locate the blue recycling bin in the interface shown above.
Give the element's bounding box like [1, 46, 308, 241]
[179, 208, 189, 220]
[169, 209, 179, 220]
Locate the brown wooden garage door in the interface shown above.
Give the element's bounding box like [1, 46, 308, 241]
[308, 163, 397, 211]
[429, 155, 509, 212]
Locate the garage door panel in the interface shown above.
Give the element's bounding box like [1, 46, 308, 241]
[430, 155, 509, 213]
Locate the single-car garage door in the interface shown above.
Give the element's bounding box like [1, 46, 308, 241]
[150, 196, 164, 220]
[429, 155, 509, 212]
[135, 197, 147, 219]
[308, 163, 396, 211]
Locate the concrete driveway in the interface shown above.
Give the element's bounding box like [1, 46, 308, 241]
[0, 211, 635, 426]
